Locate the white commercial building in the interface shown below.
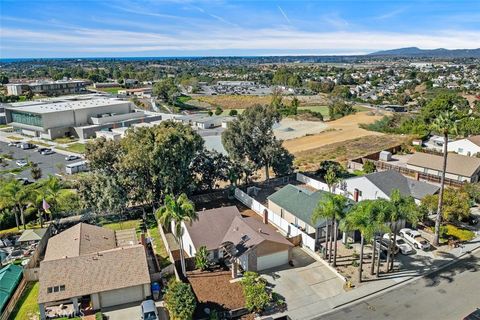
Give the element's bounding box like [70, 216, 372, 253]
[5, 80, 88, 96]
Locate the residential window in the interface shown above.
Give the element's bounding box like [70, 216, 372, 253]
[458, 148, 464, 153]
[280, 208, 284, 219]
[53, 286, 60, 293]
[60, 285, 65, 291]
[47, 287, 53, 293]
[189, 245, 192, 256]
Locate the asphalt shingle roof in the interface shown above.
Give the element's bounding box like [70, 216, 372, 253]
[267, 184, 332, 227]
[407, 152, 480, 178]
[364, 170, 440, 200]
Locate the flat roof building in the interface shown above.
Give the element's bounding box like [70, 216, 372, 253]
[5, 97, 162, 140]
[5, 80, 88, 96]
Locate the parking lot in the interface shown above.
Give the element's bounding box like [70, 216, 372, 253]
[0, 141, 72, 180]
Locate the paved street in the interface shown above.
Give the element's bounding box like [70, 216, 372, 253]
[0, 141, 70, 179]
[318, 248, 480, 320]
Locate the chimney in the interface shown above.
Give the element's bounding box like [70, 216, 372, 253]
[263, 210, 268, 224]
[353, 189, 359, 202]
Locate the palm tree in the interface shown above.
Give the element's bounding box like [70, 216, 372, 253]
[386, 190, 420, 272]
[312, 193, 349, 267]
[366, 199, 391, 276]
[42, 175, 63, 220]
[0, 179, 30, 229]
[157, 193, 197, 277]
[430, 111, 459, 246]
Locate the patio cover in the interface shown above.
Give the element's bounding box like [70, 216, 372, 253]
[0, 264, 23, 312]
[18, 228, 47, 242]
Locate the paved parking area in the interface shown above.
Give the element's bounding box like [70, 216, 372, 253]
[0, 141, 69, 180]
[261, 247, 344, 319]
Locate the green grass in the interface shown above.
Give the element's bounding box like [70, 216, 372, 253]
[10, 282, 39, 320]
[6, 135, 23, 141]
[57, 142, 86, 154]
[0, 226, 22, 236]
[148, 225, 172, 268]
[176, 95, 192, 104]
[298, 105, 330, 116]
[53, 136, 77, 144]
[102, 219, 141, 232]
[89, 86, 123, 94]
[28, 140, 52, 147]
[354, 105, 371, 112]
[0, 124, 11, 129]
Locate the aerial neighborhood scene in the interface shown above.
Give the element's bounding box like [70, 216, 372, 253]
[1, 1, 480, 320]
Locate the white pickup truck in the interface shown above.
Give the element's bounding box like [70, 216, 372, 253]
[399, 228, 431, 251]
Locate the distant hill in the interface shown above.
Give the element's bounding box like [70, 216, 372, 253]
[369, 47, 480, 58]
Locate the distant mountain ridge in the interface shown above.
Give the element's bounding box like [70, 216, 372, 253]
[369, 47, 480, 58]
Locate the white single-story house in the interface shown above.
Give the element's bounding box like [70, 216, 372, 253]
[448, 135, 480, 157]
[180, 206, 293, 273]
[38, 223, 150, 319]
[344, 170, 440, 204]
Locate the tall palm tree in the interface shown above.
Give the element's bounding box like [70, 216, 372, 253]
[367, 199, 391, 276]
[341, 200, 384, 282]
[157, 193, 197, 277]
[312, 193, 349, 267]
[0, 179, 30, 229]
[42, 175, 63, 220]
[430, 111, 459, 246]
[386, 190, 420, 272]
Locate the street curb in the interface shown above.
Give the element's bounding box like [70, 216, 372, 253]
[315, 243, 480, 318]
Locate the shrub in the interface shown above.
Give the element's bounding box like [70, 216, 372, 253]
[195, 245, 210, 271]
[241, 272, 271, 313]
[215, 106, 223, 115]
[352, 260, 359, 267]
[164, 280, 197, 320]
[229, 109, 238, 116]
[363, 160, 375, 174]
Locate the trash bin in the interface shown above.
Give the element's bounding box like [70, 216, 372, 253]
[151, 282, 161, 300]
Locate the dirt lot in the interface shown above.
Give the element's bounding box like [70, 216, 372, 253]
[293, 134, 409, 171]
[283, 111, 386, 154]
[274, 118, 328, 140]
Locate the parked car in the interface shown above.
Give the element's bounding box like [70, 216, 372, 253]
[399, 228, 431, 250]
[37, 147, 49, 153]
[140, 300, 159, 320]
[65, 155, 79, 161]
[40, 148, 55, 155]
[383, 233, 414, 254]
[375, 237, 399, 255]
[8, 141, 20, 147]
[15, 159, 28, 167]
[463, 308, 480, 320]
[19, 142, 35, 150]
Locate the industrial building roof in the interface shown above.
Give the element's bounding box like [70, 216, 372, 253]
[6, 98, 127, 114]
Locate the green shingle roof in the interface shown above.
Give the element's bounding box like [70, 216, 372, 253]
[0, 264, 23, 312]
[267, 184, 331, 227]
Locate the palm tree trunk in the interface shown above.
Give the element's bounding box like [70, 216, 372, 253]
[328, 219, 333, 264]
[14, 209, 20, 230]
[323, 223, 329, 259]
[376, 240, 381, 277]
[359, 234, 364, 282]
[20, 206, 26, 230]
[333, 219, 338, 267]
[370, 235, 377, 275]
[385, 231, 392, 272]
[389, 225, 398, 271]
[265, 162, 270, 182]
[178, 235, 187, 277]
[434, 133, 449, 247]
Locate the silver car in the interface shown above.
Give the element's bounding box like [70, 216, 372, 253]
[141, 300, 159, 320]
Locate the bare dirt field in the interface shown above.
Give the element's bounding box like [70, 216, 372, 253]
[274, 118, 328, 140]
[283, 111, 387, 154]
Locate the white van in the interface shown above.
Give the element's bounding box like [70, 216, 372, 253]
[140, 300, 159, 320]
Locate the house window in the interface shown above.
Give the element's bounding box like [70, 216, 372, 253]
[53, 286, 60, 293]
[358, 190, 363, 197]
[189, 245, 193, 256]
[280, 208, 284, 219]
[60, 285, 65, 291]
[458, 148, 464, 153]
[47, 287, 53, 293]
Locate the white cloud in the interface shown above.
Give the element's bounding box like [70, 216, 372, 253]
[1, 25, 479, 57]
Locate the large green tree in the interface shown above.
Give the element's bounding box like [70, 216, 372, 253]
[222, 104, 293, 181]
[153, 78, 180, 105]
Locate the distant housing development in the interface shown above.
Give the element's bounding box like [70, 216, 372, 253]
[5, 80, 88, 96]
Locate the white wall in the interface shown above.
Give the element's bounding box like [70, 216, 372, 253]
[448, 139, 480, 157]
[343, 176, 389, 201]
[234, 188, 315, 252]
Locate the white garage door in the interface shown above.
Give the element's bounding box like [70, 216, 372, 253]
[100, 285, 145, 308]
[257, 250, 289, 271]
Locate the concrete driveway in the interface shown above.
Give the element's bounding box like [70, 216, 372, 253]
[261, 247, 344, 320]
[102, 301, 168, 320]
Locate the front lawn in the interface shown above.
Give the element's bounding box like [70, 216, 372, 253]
[6, 135, 23, 140]
[10, 282, 39, 320]
[444, 224, 475, 242]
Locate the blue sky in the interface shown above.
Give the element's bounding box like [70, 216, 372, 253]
[1, 0, 479, 58]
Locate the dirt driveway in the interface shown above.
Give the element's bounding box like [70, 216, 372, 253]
[283, 111, 386, 154]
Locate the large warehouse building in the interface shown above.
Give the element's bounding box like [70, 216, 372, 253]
[4, 97, 162, 140]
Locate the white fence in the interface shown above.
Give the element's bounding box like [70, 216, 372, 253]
[234, 188, 316, 252]
[296, 173, 351, 198]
